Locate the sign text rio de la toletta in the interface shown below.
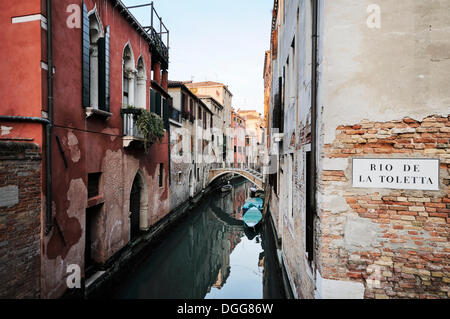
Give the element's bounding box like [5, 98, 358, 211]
[352, 158, 440, 191]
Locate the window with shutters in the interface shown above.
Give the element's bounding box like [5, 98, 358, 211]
[88, 11, 103, 109]
[162, 97, 169, 129]
[190, 100, 195, 122]
[82, 5, 110, 114]
[203, 110, 207, 130]
[155, 94, 160, 115]
[181, 93, 187, 119]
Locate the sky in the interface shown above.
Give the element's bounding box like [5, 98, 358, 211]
[123, 0, 273, 114]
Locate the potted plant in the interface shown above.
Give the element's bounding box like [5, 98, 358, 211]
[136, 109, 165, 153]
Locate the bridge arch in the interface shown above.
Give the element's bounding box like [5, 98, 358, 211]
[209, 169, 264, 190]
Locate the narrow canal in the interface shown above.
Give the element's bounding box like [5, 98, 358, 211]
[109, 177, 286, 299]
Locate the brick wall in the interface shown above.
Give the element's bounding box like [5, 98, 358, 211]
[0, 142, 41, 298]
[320, 115, 449, 299]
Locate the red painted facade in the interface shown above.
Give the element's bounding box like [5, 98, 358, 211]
[0, 0, 171, 298]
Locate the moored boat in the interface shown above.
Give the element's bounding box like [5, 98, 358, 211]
[243, 207, 263, 228]
[221, 184, 232, 192]
[242, 197, 263, 214]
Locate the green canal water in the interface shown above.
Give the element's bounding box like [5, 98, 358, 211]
[109, 177, 286, 299]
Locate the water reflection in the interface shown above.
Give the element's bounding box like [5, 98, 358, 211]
[110, 177, 285, 299]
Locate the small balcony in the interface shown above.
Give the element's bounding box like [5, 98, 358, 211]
[121, 108, 144, 147]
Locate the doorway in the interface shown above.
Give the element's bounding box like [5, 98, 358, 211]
[189, 170, 194, 198]
[85, 204, 102, 277]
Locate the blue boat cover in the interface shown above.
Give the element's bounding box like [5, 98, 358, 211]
[243, 207, 263, 227]
[245, 197, 263, 209]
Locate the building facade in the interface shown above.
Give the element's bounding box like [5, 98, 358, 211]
[185, 81, 234, 167]
[199, 96, 225, 169]
[0, 0, 170, 298]
[168, 81, 216, 210]
[265, 0, 450, 299]
[238, 110, 266, 172]
[231, 109, 246, 169]
[168, 81, 195, 208]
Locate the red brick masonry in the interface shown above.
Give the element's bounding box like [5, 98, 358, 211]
[0, 142, 41, 298]
[321, 116, 449, 299]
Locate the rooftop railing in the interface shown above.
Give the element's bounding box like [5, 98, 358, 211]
[124, 1, 169, 65]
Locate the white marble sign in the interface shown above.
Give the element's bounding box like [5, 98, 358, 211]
[352, 158, 440, 191]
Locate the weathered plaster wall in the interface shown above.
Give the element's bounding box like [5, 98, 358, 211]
[320, 0, 450, 145]
[169, 123, 193, 209]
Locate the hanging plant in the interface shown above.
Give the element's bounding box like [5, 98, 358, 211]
[136, 109, 165, 153]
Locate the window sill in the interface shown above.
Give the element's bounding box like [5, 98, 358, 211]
[273, 133, 284, 142]
[169, 119, 182, 127]
[86, 107, 112, 119]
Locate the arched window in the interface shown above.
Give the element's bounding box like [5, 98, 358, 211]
[88, 9, 104, 109]
[122, 44, 135, 107]
[135, 57, 147, 109]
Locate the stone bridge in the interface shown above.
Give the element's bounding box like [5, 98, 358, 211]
[209, 167, 264, 190]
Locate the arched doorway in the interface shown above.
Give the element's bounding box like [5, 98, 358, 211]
[129, 171, 148, 240]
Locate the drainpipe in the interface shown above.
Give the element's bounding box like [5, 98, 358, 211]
[45, 0, 54, 235]
[310, 0, 319, 251]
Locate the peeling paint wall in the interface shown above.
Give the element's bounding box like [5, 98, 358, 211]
[320, 0, 450, 145]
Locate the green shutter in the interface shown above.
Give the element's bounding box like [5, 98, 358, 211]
[98, 26, 110, 112]
[163, 98, 169, 129]
[150, 88, 156, 113]
[82, 1, 90, 107]
[155, 92, 161, 116]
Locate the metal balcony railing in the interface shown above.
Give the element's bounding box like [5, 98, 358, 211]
[121, 108, 143, 139]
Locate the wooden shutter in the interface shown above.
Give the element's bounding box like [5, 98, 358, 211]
[98, 26, 110, 112]
[82, 1, 90, 107]
[181, 92, 185, 115]
[155, 92, 161, 116]
[150, 88, 156, 113]
[163, 97, 169, 129]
